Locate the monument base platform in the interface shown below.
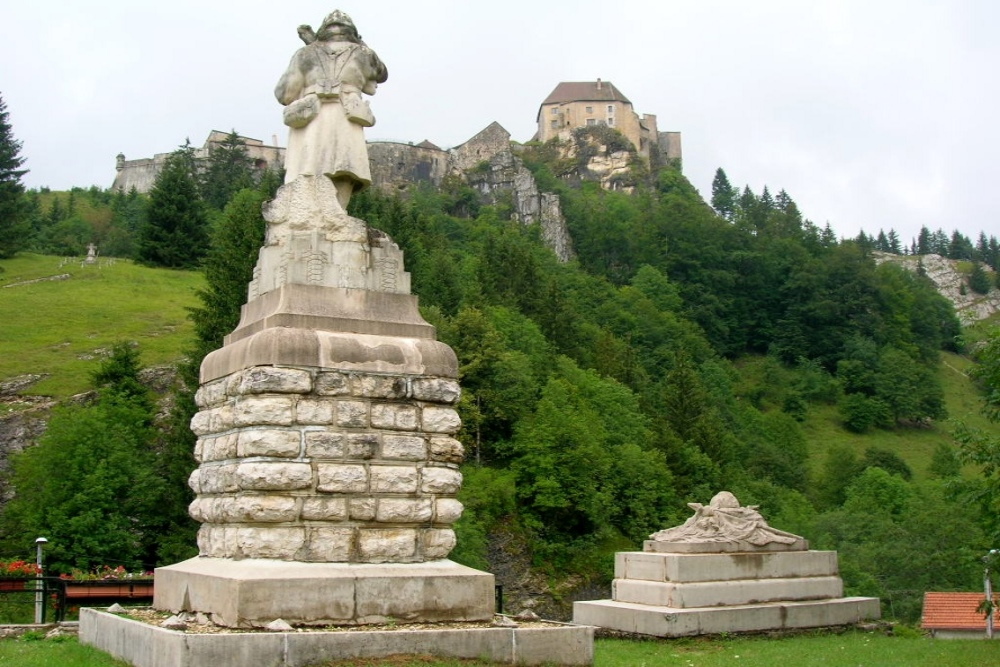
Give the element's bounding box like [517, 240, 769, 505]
[154, 558, 494, 628]
[80, 608, 594, 667]
[573, 596, 881, 637]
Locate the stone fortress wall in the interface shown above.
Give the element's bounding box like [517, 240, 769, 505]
[112, 131, 285, 194]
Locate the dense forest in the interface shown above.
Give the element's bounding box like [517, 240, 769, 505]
[1, 115, 999, 622]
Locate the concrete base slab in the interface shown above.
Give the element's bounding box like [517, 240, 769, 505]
[79, 608, 594, 667]
[154, 558, 494, 628]
[573, 596, 880, 637]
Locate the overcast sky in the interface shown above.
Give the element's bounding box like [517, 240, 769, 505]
[2, 1, 996, 246]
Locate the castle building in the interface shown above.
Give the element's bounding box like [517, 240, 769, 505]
[535, 79, 681, 164]
[112, 131, 285, 193]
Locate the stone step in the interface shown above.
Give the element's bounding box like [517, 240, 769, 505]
[573, 596, 881, 637]
[613, 575, 843, 608]
[615, 550, 839, 583]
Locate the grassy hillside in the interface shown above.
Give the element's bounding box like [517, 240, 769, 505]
[798, 351, 993, 482]
[0, 253, 202, 399]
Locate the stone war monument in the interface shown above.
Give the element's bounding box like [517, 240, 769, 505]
[80, 10, 591, 666]
[573, 492, 881, 637]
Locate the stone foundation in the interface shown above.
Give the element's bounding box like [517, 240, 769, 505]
[81, 609, 594, 667]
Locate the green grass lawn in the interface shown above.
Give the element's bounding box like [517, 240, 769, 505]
[2, 630, 997, 667]
[0, 253, 202, 399]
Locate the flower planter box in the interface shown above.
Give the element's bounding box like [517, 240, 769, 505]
[64, 580, 154, 599]
[0, 579, 27, 591]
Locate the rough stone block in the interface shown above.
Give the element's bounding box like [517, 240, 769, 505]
[370, 466, 419, 493]
[421, 406, 461, 434]
[420, 529, 457, 560]
[302, 528, 354, 561]
[227, 495, 300, 523]
[411, 378, 461, 404]
[236, 462, 313, 491]
[421, 466, 462, 494]
[236, 366, 313, 395]
[382, 435, 427, 461]
[346, 433, 379, 459]
[296, 398, 335, 424]
[236, 429, 301, 458]
[429, 436, 464, 463]
[316, 371, 350, 396]
[235, 526, 306, 559]
[349, 497, 376, 520]
[190, 405, 235, 436]
[304, 430, 345, 458]
[194, 378, 228, 409]
[371, 403, 419, 430]
[195, 463, 240, 494]
[317, 464, 368, 493]
[200, 433, 237, 461]
[233, 397, 294, 426]
[435, 498, 464, 524]
[376, 498, 433, 523]
[188, 468, 203, 494]
[352, 374, 408, 399]
[358, 529, 417, 562]
[335, 400, 369, 428]
[301, 497, 349, 521]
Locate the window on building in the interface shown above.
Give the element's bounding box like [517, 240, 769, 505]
[607, 105, 614, 113]
[551, 107, 558, 115]
[607, 117, 614, 126]
[586, 118, 596, 126]
[585, 106, 593, 113]
[551, 120, 559, 129]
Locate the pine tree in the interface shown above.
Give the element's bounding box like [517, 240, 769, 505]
[968, 262, 992, 295]
[137, 143, 208, 268]
[886, 229, 902, 254]
[710, 167, 737, 220]
[200, 130, 256, 210]
[916, 227, 932, 255]
[0, 92, 29, 258]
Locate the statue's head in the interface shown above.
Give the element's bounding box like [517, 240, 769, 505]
[318, 9, 360, 42]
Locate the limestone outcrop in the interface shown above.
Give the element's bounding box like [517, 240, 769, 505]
[874, 252, 1000, 325]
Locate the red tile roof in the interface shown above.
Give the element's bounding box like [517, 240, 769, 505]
[541, 81, 631, 106]
[922, 592, 999, 630]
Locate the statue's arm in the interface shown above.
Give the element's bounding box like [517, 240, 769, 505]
[275, 51, 306, 105]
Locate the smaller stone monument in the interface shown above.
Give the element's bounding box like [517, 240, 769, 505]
[85, 243, 98, 264]
[573, 492, 880, 636]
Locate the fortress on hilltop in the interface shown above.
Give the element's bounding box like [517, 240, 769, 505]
[111, 81, 680, 194]
[535, 80, 682, 164]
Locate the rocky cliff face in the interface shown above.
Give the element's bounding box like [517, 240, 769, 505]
[465, 149, 575, 262]
[874, 252, 1000, 324]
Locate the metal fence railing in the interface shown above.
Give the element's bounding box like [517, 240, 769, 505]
[0, 577, 67, 623]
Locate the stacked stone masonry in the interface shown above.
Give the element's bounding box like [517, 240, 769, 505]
[189, 366, 464, 563]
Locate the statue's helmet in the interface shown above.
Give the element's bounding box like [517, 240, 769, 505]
[320, 10, 357, 34]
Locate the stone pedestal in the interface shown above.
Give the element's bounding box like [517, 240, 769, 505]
[573, 549, 880, 637]
[154, 559, 493, 628]
[574, 492, 879, 637]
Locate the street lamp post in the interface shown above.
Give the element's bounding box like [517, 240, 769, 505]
[986, 549, 999, 640]
[34, 537, 47, 624]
